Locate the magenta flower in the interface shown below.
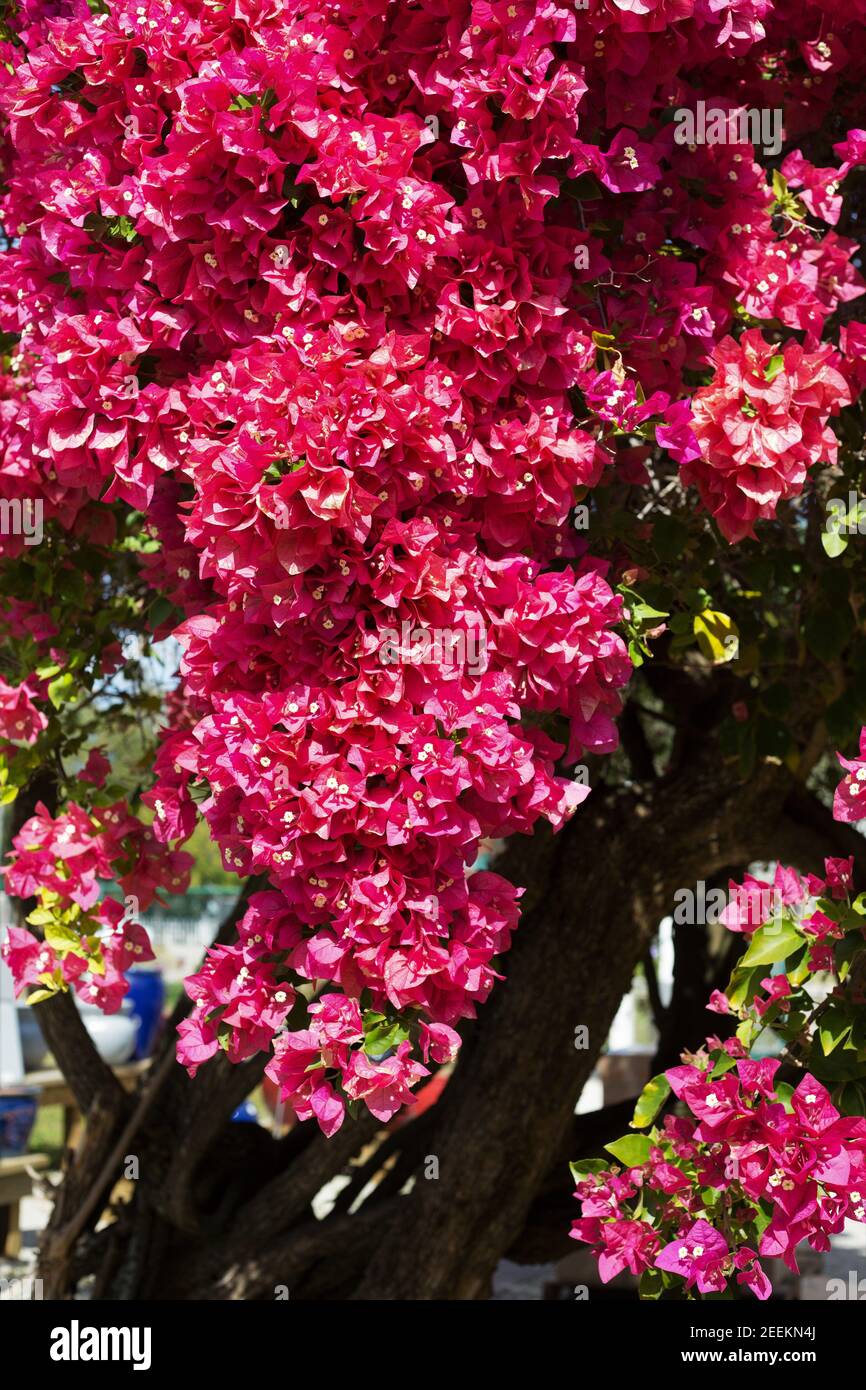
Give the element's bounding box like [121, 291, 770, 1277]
[834, 728, 866, 821]
[655, 1219, 730, 1294]
[0, 678, 47, 745]
[571, 1217, 659, 1283]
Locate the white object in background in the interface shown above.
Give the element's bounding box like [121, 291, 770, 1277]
[75, 1000, 137, 1065]
[657, 917, 675, 1007]
[0, 888, 25, 1086]
[607, 991, 637, 1052]
[575, 1074, 604, 1114]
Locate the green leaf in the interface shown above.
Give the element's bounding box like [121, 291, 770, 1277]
[189, 779, 212, 805]
[47, 671, 75, 708]
[819, 1005, 852, 1057]
[711, 1050, 740, 1078]
[108, 214, 137, 242]
[44, 922, 84, 955]
[26, 906, 56, 927]
[639, 1267, 665, 1300]
[739, 919, 804, 968]
[694, 610, 739, 664]
[821, 529, 849, 559]
[786, 944, 812, 987]
[837, 1082, 866, 1116]
[569, 1158, 610, 1183]
[631, 1073, 671, 1128]
[725, 962, 764, 1010]
[604, 1134, 652, 1168]
[735, 1019, 755, 1049]
[362, 1011, 410, 1059]
[763, 353, 785, 383]
[560, 172, 603, 202]
[26, 987, 58, 1005]
[87, 946, 105, 976]
[630, 601, 669, 625]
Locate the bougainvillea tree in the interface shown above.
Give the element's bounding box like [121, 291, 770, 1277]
[1, 0, 865, 1300]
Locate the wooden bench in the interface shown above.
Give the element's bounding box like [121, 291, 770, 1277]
[26, 1059, 150, 1146]
[0, 1153, 49, 1258]
[25, 1058, 149, 1108]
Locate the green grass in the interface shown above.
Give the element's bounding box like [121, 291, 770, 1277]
[28, 1103, 64, 1165]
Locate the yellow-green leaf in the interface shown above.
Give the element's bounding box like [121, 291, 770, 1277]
[44, 922, 84, 955]
[630, 1073, 671, 1128]
[26, 987, 58, 1005]
[26, 906, 56, 927]
[605, 1134, 652, 1167]
[739, 918, 803, 968]
[694, 610, 739, 664]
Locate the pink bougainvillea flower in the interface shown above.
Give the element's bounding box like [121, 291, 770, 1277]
[570, 1217, 659, 1282]
[682, 330, 851, 542]
[655, 1219, 730, 1294]
[834, 729, 866, 821]
[79, 747, 111, 787]
[0, 677, 47, 745]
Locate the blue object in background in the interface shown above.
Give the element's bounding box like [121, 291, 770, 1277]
[0, 1089, 38, 1156]
[230, 1100, 260, 1124]
[125, 967, 166, 1060]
